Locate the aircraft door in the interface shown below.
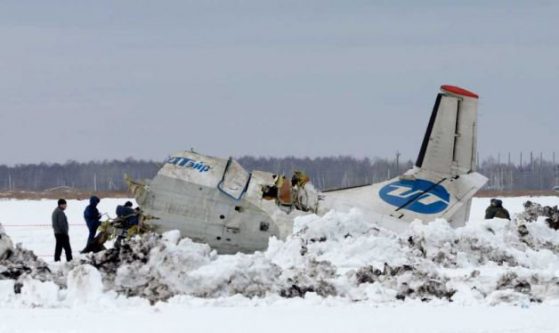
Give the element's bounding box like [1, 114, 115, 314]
[218, 158, 251, 200]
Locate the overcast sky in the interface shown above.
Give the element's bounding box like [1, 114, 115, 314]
[1, 1, 558, 164]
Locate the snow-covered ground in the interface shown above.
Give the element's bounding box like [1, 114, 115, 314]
[1, 196, 559, 333]
[1, 196, 555, 262]
[0, 198, 131, 260]
[1, 303, 558, 333]
[470, 196, 559, 220]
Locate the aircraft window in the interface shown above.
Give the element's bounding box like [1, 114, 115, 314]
[218, 158, 251, 200]
[260, 222, 269, 232]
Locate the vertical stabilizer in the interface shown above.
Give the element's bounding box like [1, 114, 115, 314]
[416, 85, 479, 176]
[323, 85, 487, 231]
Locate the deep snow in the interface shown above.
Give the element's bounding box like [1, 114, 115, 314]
[0, 196, 559, 333]
[1, 303, 558, 333]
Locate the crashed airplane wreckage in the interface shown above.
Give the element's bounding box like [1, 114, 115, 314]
[127, 155, 319, 254]
[127, 85, 488, 254]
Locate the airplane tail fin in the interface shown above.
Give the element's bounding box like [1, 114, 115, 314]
[323, 85, 487, 230]
[416, 85, 480, 176]
[371, 85, 487, 228]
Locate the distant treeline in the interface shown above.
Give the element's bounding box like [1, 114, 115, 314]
[0, 155, 557, 192]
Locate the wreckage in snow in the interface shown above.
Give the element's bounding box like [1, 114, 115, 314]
[127, 85, 488, 253]
[127, 154, 319, 254]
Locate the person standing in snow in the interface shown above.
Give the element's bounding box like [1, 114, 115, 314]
[485, 198, 511, 220]
[52, 198, 73, 262]
[83, 196, 102, 244]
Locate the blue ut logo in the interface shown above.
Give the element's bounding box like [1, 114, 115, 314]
[379, 179, 450, 214]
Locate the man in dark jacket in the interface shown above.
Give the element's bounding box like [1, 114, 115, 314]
[485, 198, 511, 220]
[116, 201, 139, 228]
[52, 198, 72, 262]
[84, 196, 102, 244]
[114, 201, 140, 248]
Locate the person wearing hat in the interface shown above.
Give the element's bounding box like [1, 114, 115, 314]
[51, 198, 73, 262]
[485, 198, 511, 220]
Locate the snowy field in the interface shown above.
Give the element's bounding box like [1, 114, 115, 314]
[1, 196, 556, 262]
[0, 198, 132, 261]
[1, 196, 559, 333]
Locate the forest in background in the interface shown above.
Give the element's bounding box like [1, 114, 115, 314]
[0, 153, 557, 192]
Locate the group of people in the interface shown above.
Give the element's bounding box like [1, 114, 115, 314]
[51, 197, 140, 262]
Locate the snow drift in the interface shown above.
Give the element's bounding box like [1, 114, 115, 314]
[0, 224, 53, 287]
[2, 200, 559, 307]
[81, 205, 559, 305]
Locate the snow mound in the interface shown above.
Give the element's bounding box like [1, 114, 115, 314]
[516, 200, 559, 229]
[66, 265, 104, 304]
[2, 200, 559, 307]
[0, 224, 54, 290]
[70, 206, 559, 305]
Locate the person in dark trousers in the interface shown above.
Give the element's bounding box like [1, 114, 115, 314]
[52, 198, 73, 262]
[84, 196, 102, 244]
[485, 198, 511, 220]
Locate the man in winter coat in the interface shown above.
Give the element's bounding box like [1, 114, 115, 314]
[84, 196, 102, 244]
[114, 201, 140, 248]
[485, 198, 511, 220]
[116, 201, 139, 228]
[52, 198, 73, 262]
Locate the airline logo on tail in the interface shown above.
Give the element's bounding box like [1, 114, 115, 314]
[379, 179, 450, 214]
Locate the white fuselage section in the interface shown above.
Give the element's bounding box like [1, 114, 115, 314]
[133, 152, 310, 253]
[131, 85, 487, 254]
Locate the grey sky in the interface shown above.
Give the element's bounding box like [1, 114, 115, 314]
[1, 1, 558, 164]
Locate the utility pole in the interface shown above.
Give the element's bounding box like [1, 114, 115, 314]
[539, 152, 544, 190]
[93, 173, 97, 192]
[507, 152, 512, 190]
[497, 153, 502, 190]
[476, 152, 480, 170]
[395, 151, 401, 174]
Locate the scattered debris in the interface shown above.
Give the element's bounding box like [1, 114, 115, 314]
[0, 224, 54, 294]
[517, 200, 559, 229]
